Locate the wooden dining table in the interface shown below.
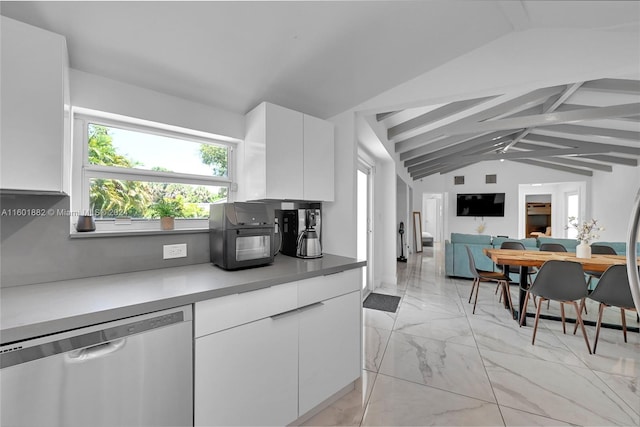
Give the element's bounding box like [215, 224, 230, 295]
[483, 248, 638, 328]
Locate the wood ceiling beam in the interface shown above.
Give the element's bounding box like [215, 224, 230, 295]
[580, 155, 638, 166]
[441, 103, 640, 137]
[394, 85, 566, 153]
[514, 153, 613, 172]
[407, 143, 500, 173]
[555, 104, 640, 122]
[581, 78, 640, 94]
[387, 95, 496, 140]
[412, 162, 476, 179]
[472, 146, 609, 161]
[503, 82, 584, 152]
[543, 123, 640, 141]
[511, 159, 593, 176]
[523, 133, 640, 155]
[401, 131, 513, 163]
[376, 111, 403, 121]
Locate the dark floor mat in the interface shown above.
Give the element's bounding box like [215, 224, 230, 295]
[363, 292, 401, 313]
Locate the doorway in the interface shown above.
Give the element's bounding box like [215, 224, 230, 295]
[357, 161, 373, 296]
[422, 193, 444, 244]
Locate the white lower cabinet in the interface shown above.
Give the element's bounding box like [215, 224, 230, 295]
[194, 314, 299, 426]
[298, 291, 361, 415]
[194, 269, 362, 426]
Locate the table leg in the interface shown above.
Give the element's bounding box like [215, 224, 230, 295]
[519, 266, 529, 325]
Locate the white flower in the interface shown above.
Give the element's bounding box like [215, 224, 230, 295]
[566, 217, 604, 244]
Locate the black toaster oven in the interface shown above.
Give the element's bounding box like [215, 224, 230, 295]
[209, 202, 274, 270]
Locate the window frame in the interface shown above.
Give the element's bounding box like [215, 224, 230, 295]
[71, 109, 238, 233]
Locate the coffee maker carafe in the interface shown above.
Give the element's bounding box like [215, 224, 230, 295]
[276, 208, 322, 259]
[296, 209, 322, 259]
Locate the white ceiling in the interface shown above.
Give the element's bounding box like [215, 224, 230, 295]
[2, 1, 638, 119]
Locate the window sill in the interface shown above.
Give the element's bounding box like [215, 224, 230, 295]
[69, 227, 208, 239]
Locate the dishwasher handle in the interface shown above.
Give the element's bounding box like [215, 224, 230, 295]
[66, 338, 126, 363]
[1, 307, 188, 369]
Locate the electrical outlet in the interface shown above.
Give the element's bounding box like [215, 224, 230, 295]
[163, 243, 187, 259]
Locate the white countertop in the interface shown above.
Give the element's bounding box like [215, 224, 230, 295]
[1, 254, 365, 344]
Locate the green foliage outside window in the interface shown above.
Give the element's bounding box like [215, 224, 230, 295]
[88, 124, 228, 219]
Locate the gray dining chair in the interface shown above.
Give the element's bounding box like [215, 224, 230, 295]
[464, 245, 513, 316]
[495, 241, 537, 310]
[582, 265, 636, 354]
[539, 243, 567, 252]
[525, 260, 591, 354]
[582, 244, 618, 314]
[585, 244, 617, 286]
[535, 243, 568, 310]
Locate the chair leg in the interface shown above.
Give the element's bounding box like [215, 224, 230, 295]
[519, 291, 530, 327]
[571, 300, 592, 354]
[560, 303, 566, 334]
[473, 279, 481, 314]
[532, 297, 544, 345]
[468, 278, 477, 304]
[494, 283, 500, 295]
[502, 281, 514, 318]
[594, 303, 605, 354]
[582, 297, 588, 315]
[621, 308, 627, 343]
[573, 298, 586, 335]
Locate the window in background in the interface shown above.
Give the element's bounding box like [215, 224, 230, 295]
[566, 192, 579, 239]
[73, 112, 235, 232]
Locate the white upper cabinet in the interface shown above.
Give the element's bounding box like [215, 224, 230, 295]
[241, 102, 334, 201]
[0, 17, 70, 194]
[303, 114, 334, 202]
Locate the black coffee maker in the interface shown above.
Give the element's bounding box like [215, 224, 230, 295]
[276, 208, 322, 259]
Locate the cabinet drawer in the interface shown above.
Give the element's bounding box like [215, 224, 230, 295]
[195, 282, 297, 338]
[298, 268, 361, 307]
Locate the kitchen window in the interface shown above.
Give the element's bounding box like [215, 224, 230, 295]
[72, 110, 236, 233]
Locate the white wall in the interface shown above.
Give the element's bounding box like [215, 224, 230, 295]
[71, 69, 245, 140]
[591, 165, 640, 240]
[375, 159, 397, 286]
[324, 110, 357, 258]
[412, 161, 584, 237]
[412, 161, 637, 242]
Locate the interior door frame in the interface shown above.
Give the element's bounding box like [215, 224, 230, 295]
[357, 158, 374, 298]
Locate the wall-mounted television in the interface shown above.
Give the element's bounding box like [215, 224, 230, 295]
[456, 193, 505, 217]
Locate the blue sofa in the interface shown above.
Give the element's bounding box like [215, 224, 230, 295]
[445, 233, 537, 279]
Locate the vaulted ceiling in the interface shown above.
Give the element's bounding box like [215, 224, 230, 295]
[2, 1, 638, 179]
[376, 78, 640, 179]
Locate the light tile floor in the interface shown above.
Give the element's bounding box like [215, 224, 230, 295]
[303, 245, 640, 426]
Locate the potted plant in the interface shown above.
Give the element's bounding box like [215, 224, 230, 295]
[150, 198, 183, 230]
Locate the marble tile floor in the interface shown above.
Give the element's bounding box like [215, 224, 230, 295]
[303, 246, 640, 426]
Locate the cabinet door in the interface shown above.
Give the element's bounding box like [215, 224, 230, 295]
[265, 103, 304, 199]
[298, 290, 361, 416]
[195, 314, 298, 426]
[303, 115, 334, 201]
[0, 17, 66, 193]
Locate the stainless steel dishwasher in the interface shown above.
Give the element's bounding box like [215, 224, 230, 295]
[0, 305, 193, 427]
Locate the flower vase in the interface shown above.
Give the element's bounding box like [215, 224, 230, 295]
[576, 241, 591, 259]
